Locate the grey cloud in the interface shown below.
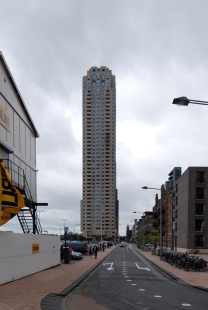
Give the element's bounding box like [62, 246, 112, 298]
[1, 0, 208, 234]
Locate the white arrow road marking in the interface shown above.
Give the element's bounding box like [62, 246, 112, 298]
[135, 263, 150, 272]
[103, 262, 114, 270]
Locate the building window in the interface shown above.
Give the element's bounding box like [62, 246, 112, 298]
[195, 203, 204, 215]
[195, 235, 204, 247]
[196, 171, 205, 183]
[195, 219, 204, 231]
[196, 188, 205, 199]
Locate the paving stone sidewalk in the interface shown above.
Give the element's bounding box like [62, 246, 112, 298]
[0, 247, 115, 310]
[0, 245, 207, 310]
[134, 246, 208, 290]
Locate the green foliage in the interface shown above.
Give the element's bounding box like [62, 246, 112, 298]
[60, 231, 85, 241]
[147, 229, 160, 247]
[120, 236, 126, 242]
[136, 235, 143, 244]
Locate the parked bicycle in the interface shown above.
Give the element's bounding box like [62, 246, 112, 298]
[187, 249, 200, 254]
[160, 250, 207, 272]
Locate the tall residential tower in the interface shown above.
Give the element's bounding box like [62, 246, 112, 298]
[81, 67, 119, 241]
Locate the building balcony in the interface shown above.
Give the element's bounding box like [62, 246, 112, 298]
[153, 212, 158, 218]
[195, 195, 205, 200]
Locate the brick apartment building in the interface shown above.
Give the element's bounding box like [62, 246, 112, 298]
[152, 166, 208, 253]
[137, 212, 153, 244]
[130, 166, 208, 254]
[129, 212, 153, 245]
[152, 187, 174, 249]
[174, 167, 208, 253]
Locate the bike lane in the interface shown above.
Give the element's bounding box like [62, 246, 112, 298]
[66, 243, 208, 310]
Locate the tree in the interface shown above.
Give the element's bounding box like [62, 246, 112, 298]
[136, 234, 143, 245]
[120, 236, 126, 242]
[148, 229, 160, 248]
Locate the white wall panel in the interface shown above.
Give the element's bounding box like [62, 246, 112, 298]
[0, 232, 60, 285]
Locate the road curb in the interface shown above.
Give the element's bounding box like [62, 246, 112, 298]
[61, 247, 116, 310]
[137, 249, 182, 280]
[40, 247, 116, 310]
[133, 245, 208, 292]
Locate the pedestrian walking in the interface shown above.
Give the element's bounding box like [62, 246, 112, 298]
[93, 244, 98, 259]
[102, 242, 105, 251]
[89, 246, 93, 259]
[60, 245, 63, 261]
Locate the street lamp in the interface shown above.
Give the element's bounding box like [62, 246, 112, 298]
[142, 186, 163, 256]
[61, 219, 69, 264]
[76, 224, 80, 241]
[172, 96, 208, 106]
[133, 211, 145, 246]
[61, 219, 68, 231]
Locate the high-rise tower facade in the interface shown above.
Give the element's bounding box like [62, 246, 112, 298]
[81, 67, 119, 241]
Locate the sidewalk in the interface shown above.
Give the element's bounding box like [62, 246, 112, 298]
[0, 247, 115, 310]
[0, 246, 207, 310]
[134, 246, 208, 290]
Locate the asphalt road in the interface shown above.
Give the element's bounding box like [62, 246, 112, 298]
[66, 243, 208, 310]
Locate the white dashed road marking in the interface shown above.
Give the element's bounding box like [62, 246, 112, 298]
[139, 289, 145, 291]
[182, 304, 191, 307]
[154, 296, 162, 298]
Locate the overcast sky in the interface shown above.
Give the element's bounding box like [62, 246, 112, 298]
[1, 0, 208, 236]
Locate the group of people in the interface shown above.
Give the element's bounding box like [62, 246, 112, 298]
[89, 241, 116, 259]
[89, 244, 99, 258]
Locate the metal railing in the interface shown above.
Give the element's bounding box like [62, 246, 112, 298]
[2, 158, 42, 234]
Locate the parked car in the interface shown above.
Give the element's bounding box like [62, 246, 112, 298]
[66, 242, 89, 254]
[145, 243, 154, 248]
[71, 250, 83, 260]
[61, 245, 73, 261]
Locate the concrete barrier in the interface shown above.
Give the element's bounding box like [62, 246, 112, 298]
[143, 246, 151, 252]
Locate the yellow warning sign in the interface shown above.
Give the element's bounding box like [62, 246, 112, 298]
[32, 243, 39, 254]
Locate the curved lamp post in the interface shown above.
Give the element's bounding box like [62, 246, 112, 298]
[172, 96, 208, 106]
[142, 186, 163, 256]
